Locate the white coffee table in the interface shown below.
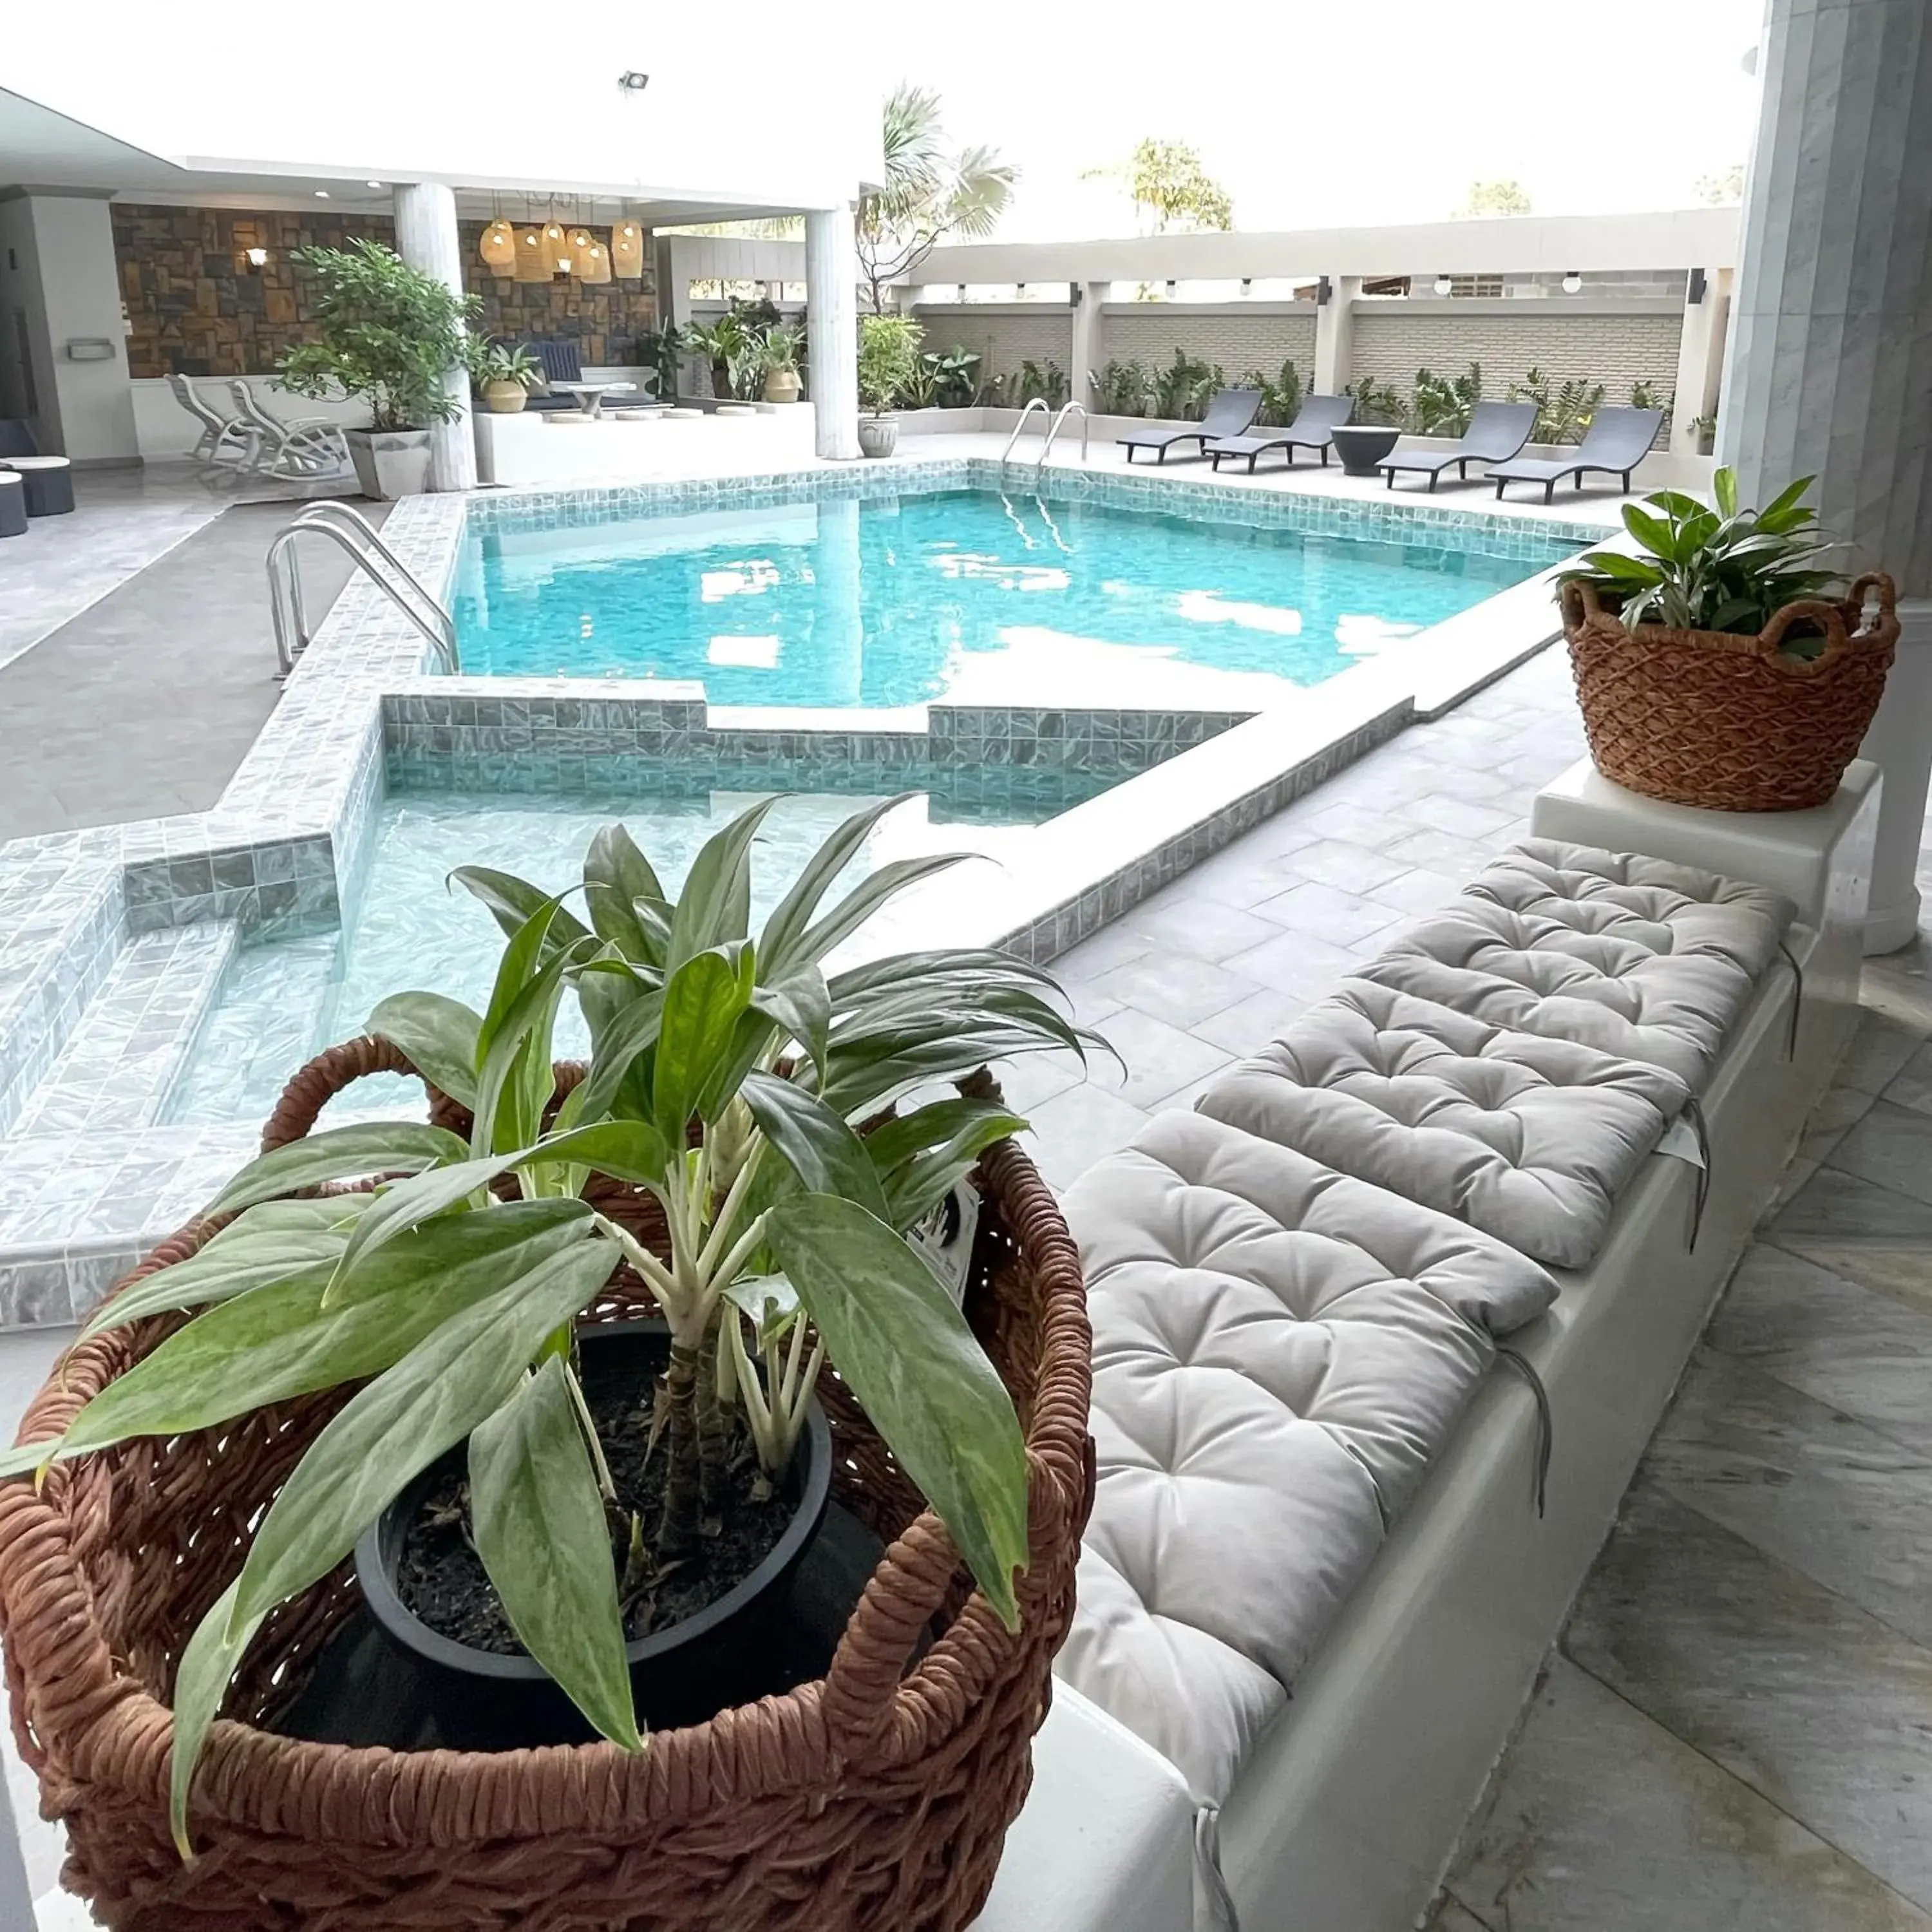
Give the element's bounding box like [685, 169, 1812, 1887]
[551, 381, 639, 420]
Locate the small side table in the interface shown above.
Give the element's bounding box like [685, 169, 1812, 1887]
[1329, 424, 1403, 478]
[551, 381, 639, 421]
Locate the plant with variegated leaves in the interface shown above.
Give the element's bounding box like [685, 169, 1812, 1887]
[1, 794, 1104, 1856]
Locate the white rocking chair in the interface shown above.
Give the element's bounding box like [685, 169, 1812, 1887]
[167, 374, 258, 468]
[227, 380, 350, 478]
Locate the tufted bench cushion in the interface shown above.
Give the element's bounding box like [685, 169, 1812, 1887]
[1192, 980, 1691, 1269]
[1056, 1110, 1555, 1803]
[1351, 839, 1796, 1090]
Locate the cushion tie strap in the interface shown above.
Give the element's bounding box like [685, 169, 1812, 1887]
[1193, 1804, 1242, 1931]
[1779, 940, 1804, 1060]
[1495, 1346, 1553, 1519]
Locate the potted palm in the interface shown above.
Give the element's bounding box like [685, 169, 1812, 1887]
[857, 314, 922, 457]
[761, 324, 804, 404]
[471, 339, 541, 414]
[279, 239, 479, 499]
[0, 795, 1104, 1929]
[1558, 468, 1899, 811]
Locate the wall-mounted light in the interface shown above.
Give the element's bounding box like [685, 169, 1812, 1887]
[1164, 279, 1177, 297]
[313, 189, 330, 200]
[244, 247, 269, 269]
[1687, 266, 1707, 305]
[1316, 275, 1332, 305]
[366, 180, 384, 189]
[1561, 270, 1582, 294]
[1240, 277, 1252, 296]
[1434, 273, 1454, 296]
[1016, 281, 1026, 294]
[618, 70, 650, 90]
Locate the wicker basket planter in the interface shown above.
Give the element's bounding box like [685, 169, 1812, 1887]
[0, 1042, 1094, 1932]
[1562, 572, 1899, 813]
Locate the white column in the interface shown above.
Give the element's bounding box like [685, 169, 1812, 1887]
[1668, 267, 1730, 459]
[391, 182, 476, 493]
[1718, 0, 1932, 951]
[1312, 276, 1358, 397]
[805, 204, 860, 460]
[1070, 281, 1107, 413]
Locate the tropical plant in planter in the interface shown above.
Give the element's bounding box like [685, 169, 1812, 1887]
[471, 339, 541, 415]
[1, 795, 1103, 1862]
[1557, 468, 1899, 811]
[760, 323, 805, 404]
[857, 313, 923, 456]
[279, 239, 480, 499]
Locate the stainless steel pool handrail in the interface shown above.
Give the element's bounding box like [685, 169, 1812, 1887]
[999, 395, 1052, 462]
[266, 502, 459, 677]
[1035, 400, 1089, 470]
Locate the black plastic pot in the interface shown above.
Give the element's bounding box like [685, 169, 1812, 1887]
[352, 1322, 833, 1750]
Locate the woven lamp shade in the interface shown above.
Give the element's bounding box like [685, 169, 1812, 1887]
[540, 220, 569, 274]
[563, 227, 596, 281]
[577, 232, 613, 285]
[478, 218, 516, 274]
[512, 225, 551, 283]
[611, 220, 645, 279]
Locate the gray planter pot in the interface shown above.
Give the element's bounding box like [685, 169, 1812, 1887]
[346, 428, 434, 500]
[857, 415, 899, 459]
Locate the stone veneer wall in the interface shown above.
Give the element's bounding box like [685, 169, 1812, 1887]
[113, 205, 659, 379]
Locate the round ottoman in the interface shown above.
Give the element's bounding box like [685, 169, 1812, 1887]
[0, 472, 24, 538]
[5, 457, 74, 516]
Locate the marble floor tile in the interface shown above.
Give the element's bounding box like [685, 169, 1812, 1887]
[1826, 1101, 1932, 1209]
[1767, 1166, 1932, 1310]
[1862, 945, 1932, 1038]
[1644, 1349, 1932, 1649]
[1884, 1043, 1932, 1118]
[1249, 878, 1406, 947]
[1189, 987, 1314, 1058]
[1289, 800, 1414, 851]
[1379, 826, 1506, 879]
[1047, 923, 1152, 981]
[1085, 951, 1259, 1030]
[1367, 865, 1471, 920]
[1708, 1242, 1932, 1450]
[1567, 1482, 1932, 1911]
[1270, 837, 1412, 895]
[1795, 1082, 1880, 1169]
[1220, 927, 1366, 999]
[1426, 1899, 1495, 1932]
[1086, 1007, 1233, 1111]
[1446, 1656, 1932, 1932]
[1020, 1081, 1152, 1191]
[1838, 1011, 1931, 1097]
[1120, 896, 1282, 965]
[1391, 793, 1521, 841]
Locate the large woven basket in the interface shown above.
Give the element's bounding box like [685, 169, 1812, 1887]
[1562, 571, 1899, 812]
[0, 1042, 1094, 1932]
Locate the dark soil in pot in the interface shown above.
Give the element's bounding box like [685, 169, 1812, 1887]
[346, 1322, 837, 1749]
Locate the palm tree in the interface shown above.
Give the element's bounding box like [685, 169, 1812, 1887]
[857, 84, 1016, 315]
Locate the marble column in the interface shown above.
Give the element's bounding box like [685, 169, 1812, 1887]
[1312, 277, 1358, 397]
[1669, 267, 1730, 459]
[0, 1767, 35, 1931]
[1070, 281, 1108, 415]
[391, 182, 477, 493]
[1718, 0, 1932, 951]
[805, 205, 860, 460]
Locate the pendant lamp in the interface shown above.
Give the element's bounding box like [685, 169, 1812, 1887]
[577, 233, 613, 285]
[540, 218, 569, 275]
[513, 222, 551, 283]
[611, 218, 645, 279]
[478, 218, 516, 274]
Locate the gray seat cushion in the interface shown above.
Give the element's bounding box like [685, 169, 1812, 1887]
[1057, 1110, 1555, 1803]
[1194, 980, 1691, 1268]
[1351, 840, 1795, 1090]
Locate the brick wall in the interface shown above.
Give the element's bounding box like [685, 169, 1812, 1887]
[911, 305, 1073, 381]
[1103, 305, 1318, 382]
[113, 204, 659, 379]
[1350, 306, 1683, 402]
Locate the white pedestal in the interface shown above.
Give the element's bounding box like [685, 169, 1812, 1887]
[1856, 600, 1932, 953]
[1531, 756, 1880, 936]
[473, 404, 818, 487]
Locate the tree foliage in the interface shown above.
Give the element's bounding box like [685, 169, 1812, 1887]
[1084, 138, 1233, 234]
[1697, 164, 1745, 205]
[857, 84, 1016, 314]
[1456, 178, 1532, 218]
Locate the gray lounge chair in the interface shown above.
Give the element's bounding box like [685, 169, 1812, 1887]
[1206, 395, 1356, 473]
[1488, 406, 1665, 504]
[1378, 402, 1539, 491]
[1118, 386, 1262, 464]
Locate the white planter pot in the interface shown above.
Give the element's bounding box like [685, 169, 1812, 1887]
[346, 428, 434, 500]
[857, 415, 899, 459]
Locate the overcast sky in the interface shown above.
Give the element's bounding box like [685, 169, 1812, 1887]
[864, 0, 1766, 237]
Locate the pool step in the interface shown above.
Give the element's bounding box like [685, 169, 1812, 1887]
[13, 922, 240, 1138]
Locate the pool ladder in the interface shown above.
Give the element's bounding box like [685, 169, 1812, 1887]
[999, 398, 1090, 470]
[266, 501, 460, 679]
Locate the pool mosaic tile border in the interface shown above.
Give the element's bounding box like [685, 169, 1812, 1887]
[0, 454, 1591, 1327]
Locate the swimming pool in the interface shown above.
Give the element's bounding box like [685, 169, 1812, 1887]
[451, 487, 1572, 709]
[167, 782, 1077, 1128]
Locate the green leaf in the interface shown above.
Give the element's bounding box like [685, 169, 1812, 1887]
[472, 895, 567, 1150]
[451, 866, 590, 950]
[529, 1118, 674, 1189]
[752, 967, 831, 1087]
[583, 824, 668, 964]
[1619, 504, 1676, 561]
[366, 992, 482, 1108]
[790, 853, 975, 971]
[826, 949, 1063, 1008]
[573, 982, 666, 1126]
[206, 1122, 470, 1219]
[1757, 473, 1815, 525]
[721, 1271, 799, 1341]
[665, 797, 776, 973]
[741, 1071, 891, 1220]
[866, 1099, 1028, 1229]
[229, 1238, 621, 1634]
[52, 1202, 597, 1463]
[473, 938, 584, 1157]
[1713, 466, 1739, 518]
[1569, 551, 1662, 585]
[766, 1194, 1028, 1627]
[469, 1358, 642, 1752]
[170, 1578, 264, 1857]
[757, 792, 918, 978]
[654, 946, 755, 1145]
[79, 1198, 374, 1341]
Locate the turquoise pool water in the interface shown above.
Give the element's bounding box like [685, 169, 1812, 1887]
[168, 784, 1072, 1128]
[451, 489, 1566, 709]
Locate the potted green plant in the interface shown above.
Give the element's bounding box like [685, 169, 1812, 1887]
[1558, 468, 1899, 811]
[760, 323, 804, 404]
[857, 313, 922, 457]
[471, 339, 541, 415]
[279, 239, 480, 499]
[0, 794, 1104, 1915]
